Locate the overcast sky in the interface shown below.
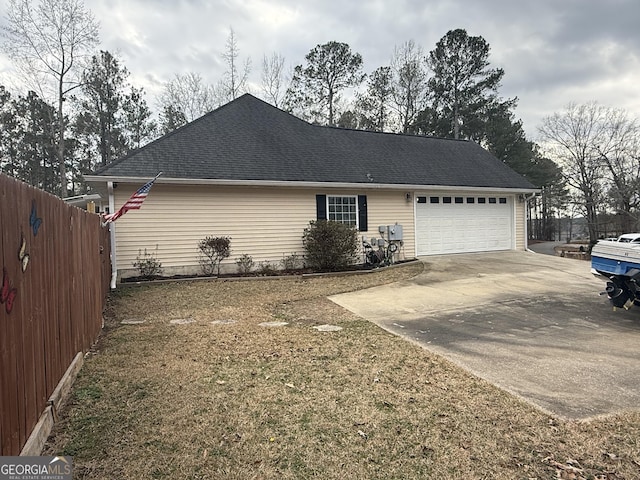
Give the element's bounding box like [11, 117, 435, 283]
[1, 0, 639, 140]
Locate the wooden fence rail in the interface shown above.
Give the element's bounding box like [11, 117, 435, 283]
[0, 173, 111, 456]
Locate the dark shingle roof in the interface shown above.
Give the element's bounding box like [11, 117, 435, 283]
[92, 94, 536, 190]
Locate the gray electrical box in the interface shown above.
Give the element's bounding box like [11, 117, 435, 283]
[387, 224, 403, 241]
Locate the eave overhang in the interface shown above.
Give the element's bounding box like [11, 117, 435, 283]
[83, 175, 540, 194]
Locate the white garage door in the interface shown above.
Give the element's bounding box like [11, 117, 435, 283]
[416, 194, 513, 256]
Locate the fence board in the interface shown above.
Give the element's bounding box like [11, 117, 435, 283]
[0, 173, 111, 456]
[0, 173, 8, 454]
[1, 181, 20, 454]
[16, 181, 33, 450]
[0, 171, 4, 454]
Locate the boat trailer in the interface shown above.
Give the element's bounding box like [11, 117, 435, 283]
[591, 240, 640, 309]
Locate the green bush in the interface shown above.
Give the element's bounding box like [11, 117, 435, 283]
[302, 220, 359, 272]
[198, 236, 231, 276]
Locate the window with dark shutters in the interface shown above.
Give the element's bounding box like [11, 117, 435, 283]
[316, 194, 327, 220]
[315, 194, 368, 231]
[357, 195, 367, 231]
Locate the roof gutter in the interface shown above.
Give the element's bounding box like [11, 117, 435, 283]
[84, 175, 540, 194]
[63, 193, 102, 205]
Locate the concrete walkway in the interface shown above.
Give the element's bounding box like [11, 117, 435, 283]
[330, 251, 640, 420]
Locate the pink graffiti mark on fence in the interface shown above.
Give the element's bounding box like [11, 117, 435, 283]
[1, 267, 17, 314]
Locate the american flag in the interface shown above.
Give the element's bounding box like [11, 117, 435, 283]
[103, 173, 162, 223]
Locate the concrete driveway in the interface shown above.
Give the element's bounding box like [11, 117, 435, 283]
[329, 251, 640, 420]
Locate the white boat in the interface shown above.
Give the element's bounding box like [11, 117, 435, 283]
[591, 234, 640, 309]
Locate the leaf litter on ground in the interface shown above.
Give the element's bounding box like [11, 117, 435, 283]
[44, 262, 640, 479]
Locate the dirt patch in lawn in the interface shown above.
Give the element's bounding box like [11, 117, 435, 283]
[44, 262, 640, 479]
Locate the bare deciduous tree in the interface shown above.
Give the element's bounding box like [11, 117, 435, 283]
[538, 102, 640, 241]
[390, 40, 428, 133]
[218, 27, 251, 103]
[2, 0, 99, 196]
[158, 72, 217, 130]
[596, 109, 640, 232]
[260, 52, 286, 107]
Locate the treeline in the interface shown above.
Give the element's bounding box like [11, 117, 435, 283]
[0, 52, 156, 195]
[5, 0, 637, 240]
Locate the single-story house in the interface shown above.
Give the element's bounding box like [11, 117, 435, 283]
[85, 93, 538, 280]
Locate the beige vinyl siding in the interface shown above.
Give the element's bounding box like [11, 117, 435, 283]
[360, 190, 415, 260]
[515, 200, 526, 250]
[113, 184, 415, 277]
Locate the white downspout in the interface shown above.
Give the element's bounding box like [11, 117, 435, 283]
[524, 192, 537, 252]
[108, 181, 118, 289]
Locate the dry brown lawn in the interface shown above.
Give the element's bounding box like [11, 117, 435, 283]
[45, 263, 640, 479]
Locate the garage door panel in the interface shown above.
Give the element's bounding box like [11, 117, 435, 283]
[416, 195, 513, 255]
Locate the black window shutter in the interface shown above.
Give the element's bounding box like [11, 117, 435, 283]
[316, 194, 327, 220]
[358, 195, 368, 231]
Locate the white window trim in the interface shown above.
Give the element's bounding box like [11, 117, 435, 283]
[327, 195, 359, 229]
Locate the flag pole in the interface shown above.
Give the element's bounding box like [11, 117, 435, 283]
[105, 172, 163, 288]
[102, 172, 163, 225]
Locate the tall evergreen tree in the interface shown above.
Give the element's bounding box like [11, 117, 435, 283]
[483, 104, 537, 177]
[423, 29, 512, 140]
[158, 104, 187, 136]
[74, 50, 129, 167]
[0, 86, 68, 194]
[122, 86, 156, 149]
[355, 66, 394, 131]
[12, 90, 59, 193]
[0, 87, 20, 179]
[285, 41, 364, 126]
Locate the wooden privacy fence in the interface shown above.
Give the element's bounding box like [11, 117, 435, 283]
[0, 173, 111, 456]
